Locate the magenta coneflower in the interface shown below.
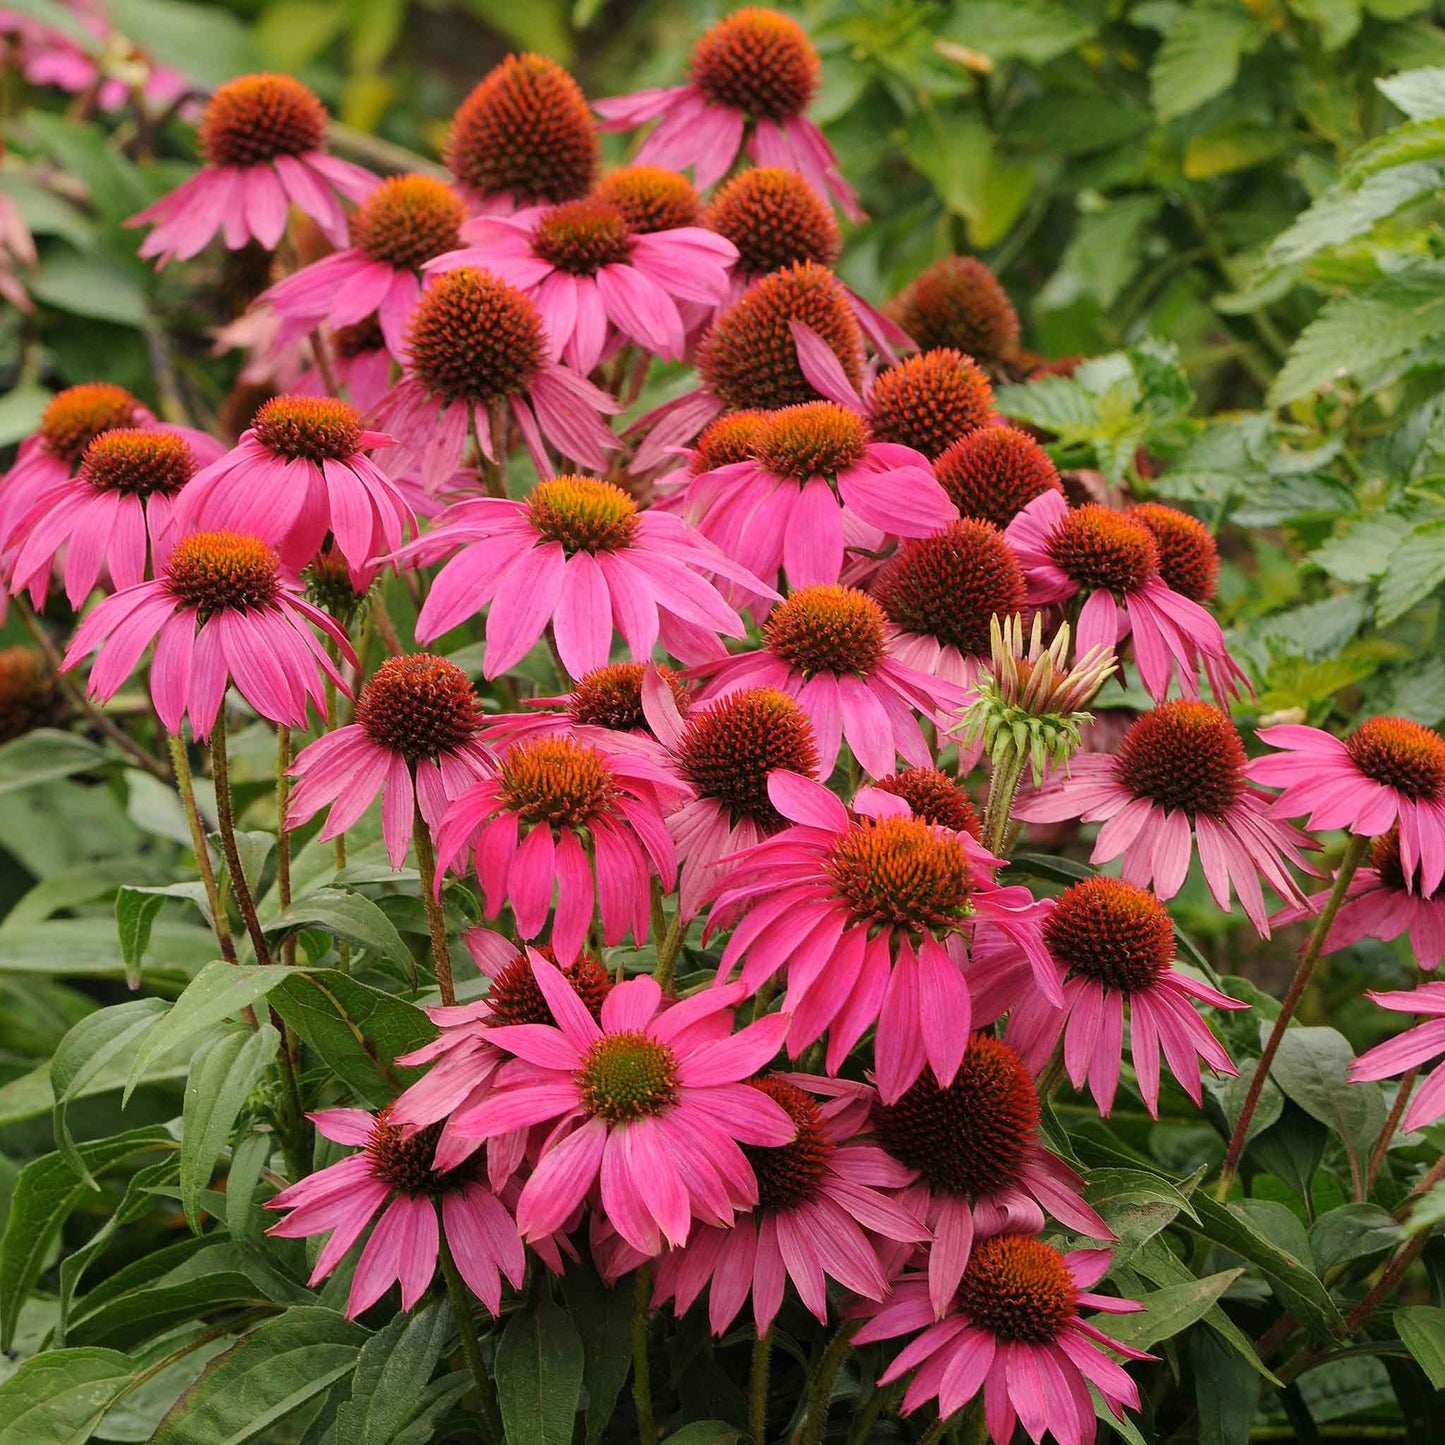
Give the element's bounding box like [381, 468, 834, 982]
[1350, 983, 1445, 1132]
[853, 1236, 1146, 1440]
[596, 8, 862, 221]
[1012, 701, 1314, 935]
[692, 585, 964, 780]
[7, 430, 196, 609]
[128, 75, 378, 263]
[265, 1106, 525, 1316]
[867, 767, 981, 838]
[375, 267, 619, 492]
[1006, 492, 1247, 706]
[709, 772, 1052, 1099]
[428, 200, 736, 374]
[979, 877, 1244, 1117]
[1273, 828, 1445, 970]
[62, 530, 355, 736]
[1251, 717, 1445, 895]
[175, 396, 413, 587]
[642, 670, 821, 918]
[450, 953, 795, 1255]
[682, 402, 953, 592]
[260, 174, 468, 358]
[391, 474, 767, 679]
[287, 654, 493, 869]
[434, 733, 688, 961]
[654, 1074, 925, 1334]
[873, 1034, 1111, 1319]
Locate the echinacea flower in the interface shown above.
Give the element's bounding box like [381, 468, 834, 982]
[0, 645, 63, 743]
[7, 430, 196, 609]
[265, 1106, 525, 1317]
[450, 953, 795, 1255]
[864, 349, 996, 461]
[935, 425, 1063, 529]
[873, 1034, 1111, 1318]
[869, 767, 981, 838]
[1006, 492, 1247, 706]
[653, 1074, 926, 1334]
[683, 403, 954, 593]
[392, 473, 768, 679]
[1349, 983, 1445, 1132]
[287, 653, 493, 869]
[709, 772, 1052, 1098]
[128, 74, 378, 263]
[642, 671, 821, 918]
[1012, 701, 1313, 934]
[977, 877, 1244, 1117]
[887, 254, 1022, 369]
[63, 529, 355, 736]
[1273, 828, 1445, 970]
[853, 1235, 1146, 1441]
[374, 266, 619, 491]
[1130, 503, 1219, 605]
[597, 8, 863, 220]
[428, 199, 737, 375]
[446, 53, 599, 212]
[434, 733, 687, 961]
[174, 396, 413, 588]
[259, 174, 468, 359]
[1251, 716, 1445, 894]
[692, 585, 962, 779]
[593, 166, 703, 234]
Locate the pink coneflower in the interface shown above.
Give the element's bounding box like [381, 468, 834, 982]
[867, 767, 981, 838]
[287, 654, 493, 870]
[449, 952, 795, 1255]
[62, 529, 355, 736]
[1273, 828, 1445, 970]
[873, 1034, 1111, 1319]
[709, 772, 1052, 1099]
[1012, 701, 1314, 935]
[6, 430, 195, 609]
[128, 75, 378, 264]
[1251, 717, 1445, 895]
[977, 877, 1244, 1117]
[642, 670, 821, 918]
[1349, 983, 1445, 1131]
[174, 395, 413, 587]
[1005, 492, 1247, 706]
[374, 267, 618, 491]
[391, 474, 767, 679]
[682, 402, 953, 592]
[434, 733, 688, 962]
[597, 8, 863, 221]
[0, 185, 35, 311]
[653, 1074, 925, 1334]
[428, 200, 736, 375]
[692, 586, 963, 780]
[853, 1235, 1146, 1440]
[264, 1107, 525, 1317]
[259, 174, 468, 359]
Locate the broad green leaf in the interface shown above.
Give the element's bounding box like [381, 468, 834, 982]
[1150, 5, 1257, 121]
[0, 730, 107, 795]
[1192, 1331, 1260, 1445]
[661, 1427, 743, 1445]
[1347, 115, 1445, 178]
[106, 0, 262, 87]
[1288, 0, 1362, 49]
[1378, 66, 1445, 119]
[115, 889, 165, 991]
[1103, 1271, 1242, 1349]
[1406, 1177, 1445, 1236]
[50, 999, 168, 1185]
[31, 250, 146, 327]
[6, 858, 172, 930]
[1266, 164, 1443, 268]
[1396, 1305, 1445, 1388]
[495, 1290, 585, 1445]
[1310, 515, 1414, 584]
[180, 1023, 279, 1232]
[563, 1260, 635, 1445]
[334, 1300, 460, 1445]
[1377, 520, 1445, 625]
[0, 1126, 174, 1350]
[0, 1347, 133, 1445]
[1309, 1204, 1405, 1272]
[0, 917, 214, 979]
[270, 888, 410, 967]
[942, 0, 1094, 62]
[151, 1307, 367, 1444]
[0, 384, 52, 449]
[1247, 1106, 1328, 1202]
[1085, 1168, 1199, 1265]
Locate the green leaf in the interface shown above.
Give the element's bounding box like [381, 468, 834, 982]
[1150, 5, 1257, 121]
[106, 0, 262, 88]
[0, 384, 53, 449]
[563, 1260, 635, 1445]
[1247, 1106, 1327, 1202]
[334, 1300, 461, 1445]
[1266, 164, 1444, 268]
[1309, 1204, 1405, 1273]
[50, 998, 168, 1186]
[1396, 1305, 1445, 1388]
[1085, 1167, 1199, 1266]
[1378, 66, 1445, 120]
[126, 962, 285, 1101]
[942, 0, 1094, 62]
[270, 888, 410, 967]
[30, 250, 146, 327]
[1347, 115, 1445, 178]
[0, 1125, 173, 1350]
[1377, 519, 1445, 625]
[661, 1427, 742, 1445]
[152, 1307, 367, 1444]
[0, 1347, 133, 1445]
[1310, 515, 1414, 584]
[115, 889, 165, 991]
[0, 917, 215, 979]
[1288, 0, 1362, 49]
[1103, 1271, 1243, 1349]
[269, 969, 432, 1108]
[495, 1290, 585, 1445]
[180, 1022, 279, 1232]
[0, 730, 107, 794]
[1192, 1330, 1261, 1445]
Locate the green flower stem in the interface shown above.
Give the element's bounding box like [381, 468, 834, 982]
[413, 803, 457, 1006]
[167, 731, 236, 965]
[438, 1232, 503, 1445]
[275, 726, 295, 967]
[748, 1331, 771, 1444]
[1217, 832, 1371, 1196]
[632, 1263, 657, 1443]
[800, 1320, 859, 1445]
[653, 908, 687, 994]
[210, 711, 271, 968]
[981, 747, 1027, 858]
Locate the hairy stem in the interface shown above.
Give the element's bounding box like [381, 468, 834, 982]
[749, 1331, 771, 1444]
[209, 711, 271, 967]
[653, 908, 687, 994]
[981, 748, 1026, 858]
[1366, 1067, 1419, 1193]
[275, 727, 295, 966]
[632, 1264, 657, 1444]
[413, 803, 456, 1005]
[800, 1320, 859, 1445]
[167, 732, 236, 965]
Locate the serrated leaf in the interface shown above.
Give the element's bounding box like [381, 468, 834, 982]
[1266, 164, 1444, 268]
[495, 1291, 584, 1445]
[1150, 6, 1256, 121]
[1396, 1305, 1445, 1388]
[1347, 115, 1445, 178]
[0, 1347, 133, 1445]
[1377, 520, 1445, 624]
[1378, 66, 1445, 120]
[1310, 515, 1414, 583]
[334, 1299, 456, 1445]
